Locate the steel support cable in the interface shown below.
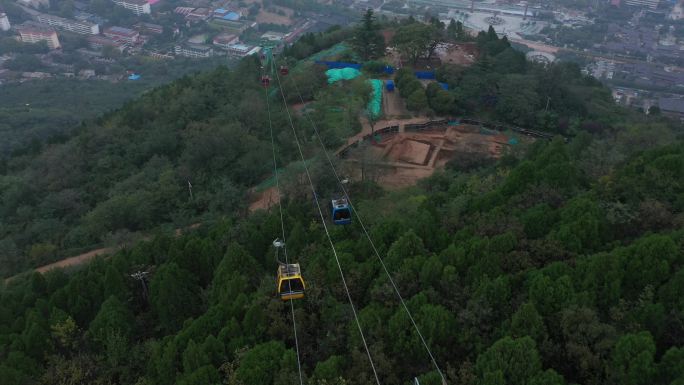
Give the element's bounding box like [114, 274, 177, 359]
[272, 60, 382, 385]
[288, 75, 446, 384]
[264, 77, 304, 385]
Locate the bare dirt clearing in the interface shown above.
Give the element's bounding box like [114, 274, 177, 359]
[382, 88, 409, 118]
[341, 123, 523, 188]
[249, 186, 280, 212]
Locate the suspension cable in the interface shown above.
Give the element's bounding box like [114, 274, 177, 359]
[263, 55, 304, 385]
[272, 56, 382, 385]
[288, 71, 446, 383]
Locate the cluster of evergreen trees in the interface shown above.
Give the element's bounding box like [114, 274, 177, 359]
[1, 129, 682, 384]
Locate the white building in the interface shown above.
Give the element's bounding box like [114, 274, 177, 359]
[261, 31, 286, 41]
[174, 44, 213, 58]
[36, 13, 100, 35]
[623, 0, 660, 9]
[16, 23, 61, 49]
[224, 43, 260, 58]
[0, 13, 10, 32]
[112, 0, 151, 15]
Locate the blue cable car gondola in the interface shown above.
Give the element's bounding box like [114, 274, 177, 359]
[331, 197, 351, 225]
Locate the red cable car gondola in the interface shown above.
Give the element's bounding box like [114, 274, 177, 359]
[279, 65, 289, 76]
[261, 75, 270, 88]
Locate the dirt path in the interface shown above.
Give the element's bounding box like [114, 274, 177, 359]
[34, 247, 114, 274]
[5, 222, 205, 283]
[382, 88, 408, 118]
[249, 186, 280, 212]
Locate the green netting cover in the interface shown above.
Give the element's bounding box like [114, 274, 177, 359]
[326, 68, 361, 84]
[367, 79, 383, 119]
[309, 43, 349, 61]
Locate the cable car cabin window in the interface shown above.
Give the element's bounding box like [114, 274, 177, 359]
[280, 278, 304, 293]
[334, 209, 351, 220]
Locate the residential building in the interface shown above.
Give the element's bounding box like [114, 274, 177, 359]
[213, 8, 241, 20]
[174, 44, 213, 58]
[659, 97, 684, 119]
[187, 7, 211, 21]
[174, 7, 195, 15]
[16, 23, 61, 49]
[87, 35, 123, 51]
[74, 11, 108, 26]
[36, 13, 100, 35]
[212, 33, 239, 49]
[135, 22, 163, 34]
[623, 0, 660, 9]
[0, 13, 10, 31]
[112, 0, 151, 15]
[261, 31, 286, 41]
[16, 0, 49, 9]
[104, 26, 140, 43]
[224, 43, 259, 58]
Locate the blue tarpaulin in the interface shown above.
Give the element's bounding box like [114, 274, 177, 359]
[315, 60, 362, 70]
[128, 74, 141, 80]
[414, 71, 436, 79]
[386, 80, 395, 91]
[383, 65, 395, 74]
[439, 82, 449, 90]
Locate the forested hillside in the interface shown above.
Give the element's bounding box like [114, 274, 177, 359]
[1, 15, 683, 385]
[0, 57, 334, 278]
[1, 131, 683, 385]
[0, 57, 231, 156]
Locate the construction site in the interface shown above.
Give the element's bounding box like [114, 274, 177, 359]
[337, 117, 525, 189]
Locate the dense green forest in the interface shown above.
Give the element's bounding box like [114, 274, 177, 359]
[1, 122, 683, 384]
[0, 54, 342, 278]
[1, 14, 683, 385]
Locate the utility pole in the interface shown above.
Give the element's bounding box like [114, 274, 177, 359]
[187, 180, 193, 200]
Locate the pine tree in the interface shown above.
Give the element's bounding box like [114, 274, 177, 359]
[103, 264, 128, 302]
[88, 295, 134, 345]
[351, 9, 386, 61]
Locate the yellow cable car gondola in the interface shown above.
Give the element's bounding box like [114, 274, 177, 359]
[276, 263, 305, 301]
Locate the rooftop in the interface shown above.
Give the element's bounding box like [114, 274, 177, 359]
[16, 21, 57, 34]
[105, 26, 138, 35]
[659, 97, 684, 113]
[227, 43, 250, 50]
[120, 0, 149, 5]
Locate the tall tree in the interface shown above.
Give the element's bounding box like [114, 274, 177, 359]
[351, 9, 385, 61]
[149, 263, 201, 333]
[609, 332, 656, 385]
[392, 22, 434, 65]
[476, 336, 542, 385]
[88, 295, 134, 345]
